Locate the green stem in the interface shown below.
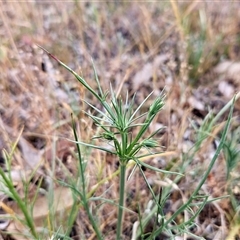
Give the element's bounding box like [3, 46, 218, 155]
[152, 94, 235, 238]
[72, 118, 103, 239]
[116, 163, 127, 239]
[84, 202, 103, 240]
[0, 168, 37, 238]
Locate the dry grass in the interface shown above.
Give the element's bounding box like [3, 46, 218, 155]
[0, 1, 240, 239]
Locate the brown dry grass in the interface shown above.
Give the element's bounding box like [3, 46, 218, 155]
[0, 1, 240, 239]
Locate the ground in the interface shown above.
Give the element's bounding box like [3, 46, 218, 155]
[0, 1, 240, 240]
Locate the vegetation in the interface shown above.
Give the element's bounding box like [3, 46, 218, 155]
[0, 1, 240, 239]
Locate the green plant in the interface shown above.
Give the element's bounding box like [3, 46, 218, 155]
[223, 125, 240, 240]
[0, 41, 238, 238]
[223, 126, 240, 180]
[0, 129, 38, 239]
[38, 45, 239, 239]
[134, 95, 237, 239]
[38, 45, 185, 239]
[0, 132, 79, 239]
[170, 1, 223, 85]
[1, 43, 239, 239]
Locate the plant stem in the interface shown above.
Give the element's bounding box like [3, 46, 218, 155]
[72, 118, 103, 239]
[84, 202, 103, 240]
[0, 168, 37, 238]
[152, 94, 235, 238]
[116, 162, 127, 240]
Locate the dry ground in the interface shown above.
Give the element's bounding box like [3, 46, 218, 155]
[0, 1, 240, 240]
